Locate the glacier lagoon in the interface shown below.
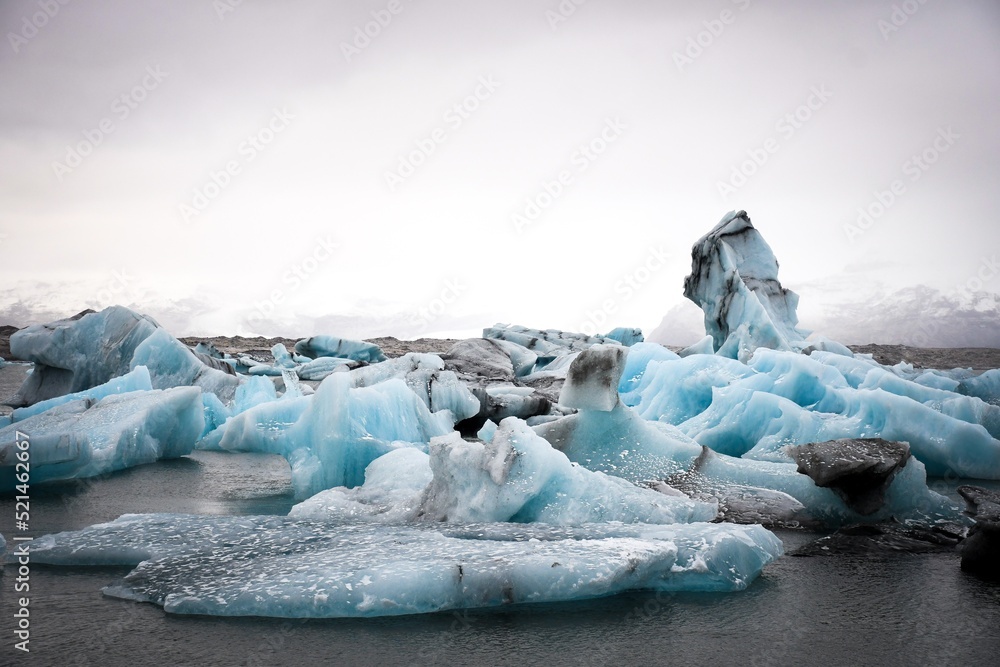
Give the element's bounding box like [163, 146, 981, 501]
[2, 211, 1000, 663]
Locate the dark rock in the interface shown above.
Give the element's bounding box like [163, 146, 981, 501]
[790, 438, 911, 515]
[957, 485, 1000, 577]
[0, 325, 19, 361]
[792, 522, 965, 557]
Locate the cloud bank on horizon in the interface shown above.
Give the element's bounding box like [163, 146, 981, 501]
[1, 0, 998, 344]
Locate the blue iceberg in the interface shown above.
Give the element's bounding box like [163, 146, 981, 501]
[0, 386, 203, 489]
[294, 335, 386, 363]
[24, 514, 783, 617]
[8, 306, 159, 406]
[292, 417, 716, 526]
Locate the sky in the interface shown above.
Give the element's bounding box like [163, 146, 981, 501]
[1, 0, 998, 341]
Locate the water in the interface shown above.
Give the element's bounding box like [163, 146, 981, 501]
[2, 451, 999, 667]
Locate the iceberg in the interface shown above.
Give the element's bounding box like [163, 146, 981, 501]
[650, 350, 1000, 479]
[218, 373, 454, 498]
[294, 335, 386, 363]
[24, 514, 783, 617]
[483, 324, 623, 355]
[603, 327, 644, 347]
[534, 346, 961, 527]
[8, 306, 159, 406]
[293, 418, 715, 526]
[683, 211, 810, 360]
[10, 365, 153, 423]
[130, 328, 239, 402]
[296, 356, 356, 381]
[0, 386, 203, 489]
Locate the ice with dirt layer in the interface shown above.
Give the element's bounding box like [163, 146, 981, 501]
[683, 211, 811, 360]
[294, 335, 386, 363]
[484, 324, 624, 355]
[291, 417, 716, 526]
[23, 514, 783, 617]
[0, 386, 203, 489]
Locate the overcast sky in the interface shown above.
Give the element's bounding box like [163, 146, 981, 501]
[1, 0, 998, 339]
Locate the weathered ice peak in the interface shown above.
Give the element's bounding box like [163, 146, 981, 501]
[683, 211, 810, 360]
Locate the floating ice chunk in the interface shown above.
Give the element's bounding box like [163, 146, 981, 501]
[348, 354, 480, 423]
[681, 381, 1000, 478]
[294, 336, 386, 363]
[292, 417, 715, 526]
[417, 419, 715, 525]
[0, 387, 202, 489]
[683, 211, 811, 359]
[484, 324, 622, 355]
[630, 349, 1000, 478]
[559, 346, 626, 412]
[270, 343, 297, 369]
[535, 403, 704, 484]
[603, 327, 644, 347]
[130, 328, 239, 402]
[233, 375, 278, 413]
[537, 368, 960, 527]
[25, 515, 783, 617]
[197, 391, 230, 445]
[11, 365, 152, 423]
[247, 364, 283, 376]
[959, 369, 1000, 406]
[618, 343, 680, 400]
[220, 374, 452, 498]
[216, 395, 311, 456]
[280, 369, 305, 399]
[8, 306, 159, 406]
[290, 448, 433, 523]
[192, 341, 225, 359]
[678, 335, 715, 358]
[632, 354, 755, 425]
[477, 419, 498, 442]
[297, 356, 356, 381]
